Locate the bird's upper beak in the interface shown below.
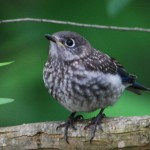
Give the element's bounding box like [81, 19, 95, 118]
[45, 34, 57, 43]
[45, 34, 65, 48]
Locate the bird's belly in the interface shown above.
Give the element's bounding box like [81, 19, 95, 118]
[65, 82, 124, 112]
[45, 70, 125, 112]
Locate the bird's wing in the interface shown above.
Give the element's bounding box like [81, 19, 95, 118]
[83, 49, 136, 82]
[82, 50, 149, 95]
[110, 57, 150, 94]
[111, 57, 137, 83]
[83, 49, 117, 74]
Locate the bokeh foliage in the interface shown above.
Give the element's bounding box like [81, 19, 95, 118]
[0, 0, 150, 126]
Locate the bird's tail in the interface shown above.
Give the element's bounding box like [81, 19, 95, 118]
[127, 82, 150, 95]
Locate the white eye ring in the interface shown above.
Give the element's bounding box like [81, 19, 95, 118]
[65, 38, 75, 47]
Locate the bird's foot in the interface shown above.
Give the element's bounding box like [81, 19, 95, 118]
[84, 108, 105, 142]
[56, 112, 83, 143]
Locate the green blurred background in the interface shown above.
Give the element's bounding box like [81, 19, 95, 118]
[0, 0, 150, 127]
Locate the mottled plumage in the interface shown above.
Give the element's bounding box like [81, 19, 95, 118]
[43, 31, 150, 143]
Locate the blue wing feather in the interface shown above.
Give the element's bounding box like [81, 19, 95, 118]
[111, 57, 150, 94]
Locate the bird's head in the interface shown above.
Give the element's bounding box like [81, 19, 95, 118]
[45, 31, 92, 61]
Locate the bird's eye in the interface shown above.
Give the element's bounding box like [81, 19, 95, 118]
[65, 38, 75, 47]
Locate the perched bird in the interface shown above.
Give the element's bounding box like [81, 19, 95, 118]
[43, 31, 150, 143]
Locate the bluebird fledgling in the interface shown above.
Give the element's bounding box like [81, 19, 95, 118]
[43, 31, 150, 143]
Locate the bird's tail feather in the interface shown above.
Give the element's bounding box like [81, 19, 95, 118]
[127, 82, 150, 95]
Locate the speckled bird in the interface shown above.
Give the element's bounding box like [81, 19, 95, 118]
[43, 31, 150, 143]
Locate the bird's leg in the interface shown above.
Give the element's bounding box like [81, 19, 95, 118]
[56, 112, 84, 143]
[84, 108, 105, 142]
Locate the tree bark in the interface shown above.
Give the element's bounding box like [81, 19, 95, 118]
[0, 116, 150, 150]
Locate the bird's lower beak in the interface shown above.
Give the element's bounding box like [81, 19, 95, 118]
[45, 34, 57, 43]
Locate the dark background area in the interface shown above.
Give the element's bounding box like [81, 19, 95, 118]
[0, 0, 150, 127]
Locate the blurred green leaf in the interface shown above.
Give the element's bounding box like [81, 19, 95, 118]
[0, 98, 14, 105]
[107, 0, 133, 17]
[0, 61, 14, 67]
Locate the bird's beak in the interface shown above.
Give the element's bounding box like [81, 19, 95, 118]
[45, 34, 65, 48]
[45, 34, 57, 43]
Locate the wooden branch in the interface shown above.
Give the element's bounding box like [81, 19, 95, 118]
[0, 18, 150, 33]
[0, 116, 150, 150]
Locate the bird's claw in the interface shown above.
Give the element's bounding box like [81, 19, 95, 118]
[56, 113, 84, 143]
[84, 109, 105, 142]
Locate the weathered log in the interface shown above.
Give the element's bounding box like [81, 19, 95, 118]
[0, 116, 150, 150]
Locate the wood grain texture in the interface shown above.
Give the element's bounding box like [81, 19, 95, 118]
[0, 116, 150, 150]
